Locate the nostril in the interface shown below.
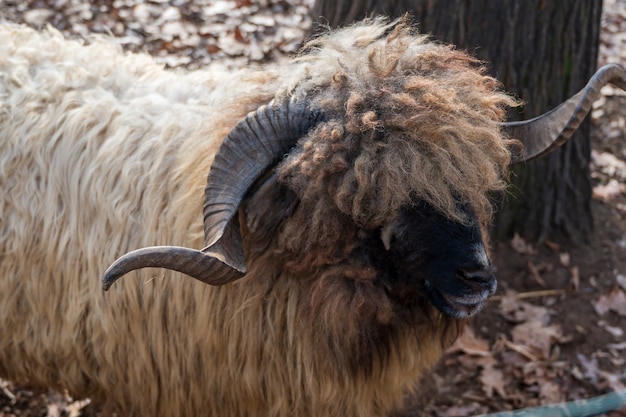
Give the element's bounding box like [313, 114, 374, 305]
[458, 268, 493, 283]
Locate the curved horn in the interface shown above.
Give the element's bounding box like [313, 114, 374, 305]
[103, 245, 243, 290]
[504, 64, 626, 164]
[103, 98, 325, 290]
[202, 97, 325, 268]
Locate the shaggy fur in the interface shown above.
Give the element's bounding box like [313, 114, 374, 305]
[0, 20, 515, 417]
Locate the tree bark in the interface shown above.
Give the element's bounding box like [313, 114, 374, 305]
[310, 0, 603, 243]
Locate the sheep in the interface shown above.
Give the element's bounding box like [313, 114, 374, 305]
[1, 19, 624, 417]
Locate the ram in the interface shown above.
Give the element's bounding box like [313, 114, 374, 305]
[0, 20, 623, 417]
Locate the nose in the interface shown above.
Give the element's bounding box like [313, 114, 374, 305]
[457, 267, 494, 284]
[457, 266, 497, 298]
[457, 243, 495, 284]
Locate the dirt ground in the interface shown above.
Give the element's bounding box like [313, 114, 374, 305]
[1, 1, 625, 416]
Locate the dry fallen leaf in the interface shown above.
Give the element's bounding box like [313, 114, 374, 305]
[498, 290, 550, 323]
[578, 354, 626, 391]
[617, 273, 626, 291]
[480, 363, 507, 399]
[592, 149, 626, 180]
[598, 320, 624, 337]
[444, 402, 486, 417]
[593, 287, 626, 316]
[0, 377, 16, 404]
[498, 291, 570, 360]
[45, 390, 90, 417]
[538, 381, 562, 404]
[446, 326, 491, 356]
[511, 321, 567, 360]
[608, 342, 626, 354]
[570, 266, 580, 291]
[510, 233, 537, 255]
[578, 354, 601, 386]
[593, 179, 626, 201]
[23, 8, 55, 25]
[544, 240, 561, 251]
[527, 260, 547, 287]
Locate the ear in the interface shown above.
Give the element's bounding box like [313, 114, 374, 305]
[242, 171, 298, 247]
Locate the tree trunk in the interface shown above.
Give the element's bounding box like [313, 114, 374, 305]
[310, 0, 603, 243]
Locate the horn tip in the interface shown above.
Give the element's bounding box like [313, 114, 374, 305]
[102, 263, 125, 291]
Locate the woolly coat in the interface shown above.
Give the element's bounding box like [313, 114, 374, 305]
[0, 21, 514, 417]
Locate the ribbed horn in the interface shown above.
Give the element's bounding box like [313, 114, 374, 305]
[103, 245, 243, 290]
[103, 98, 325, 290]
[504, 64, 626, 164]
[202, 97, 325, 270]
